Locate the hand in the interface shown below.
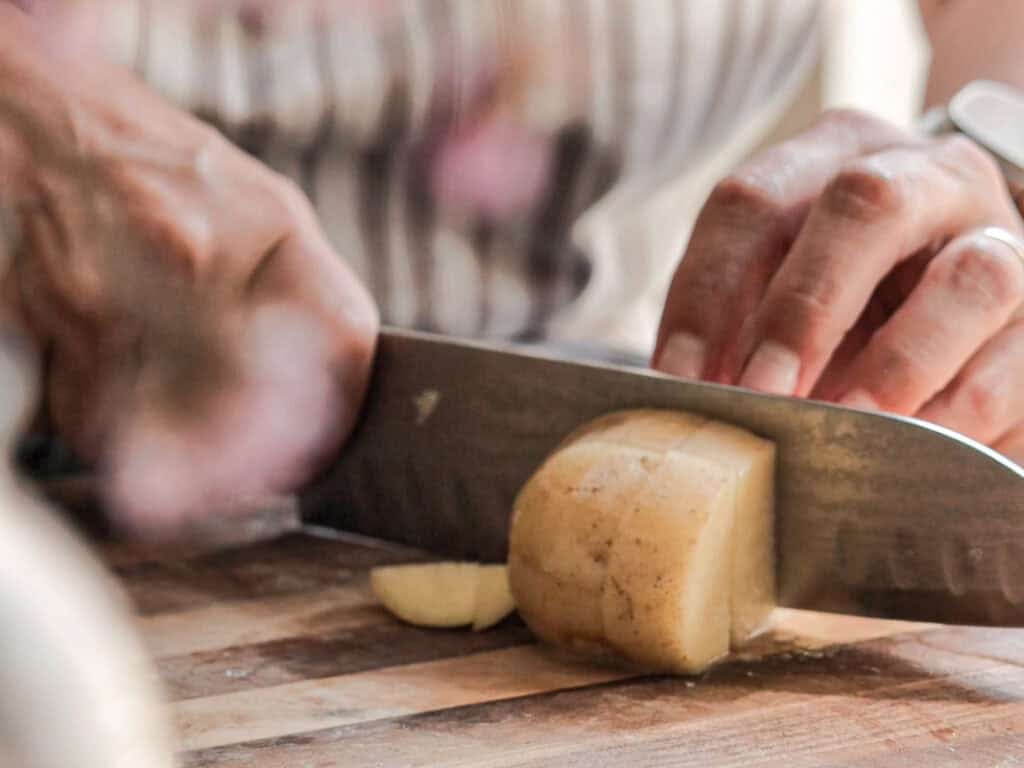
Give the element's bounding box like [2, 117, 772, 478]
[653, 109, 1024, 463]
[0, 16, 378, 535]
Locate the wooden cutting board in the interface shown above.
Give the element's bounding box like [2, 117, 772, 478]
[106, 528, 1024, 767]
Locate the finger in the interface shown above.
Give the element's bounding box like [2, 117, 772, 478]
[731, 135, 1021, 396]
[917, 317, 1024, 444]
[103, 302, 342, 534]
[245, 226, 379, 446]
[834, 229, 1024, 415]
[811, 249, 933, 401]
[993, 422, 1024, 467]
[103, 230, 378, 534]
[653, 110, 913, 380]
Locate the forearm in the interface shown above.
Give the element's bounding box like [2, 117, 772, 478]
[920, 0, 1024, 106]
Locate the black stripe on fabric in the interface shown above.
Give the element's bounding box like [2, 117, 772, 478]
[553, 0, 602, 315]
[473, 0, 515, 336]
[403, 0, 452, 333]
[472, 218, 496, 334]
[357, 79, 411, 317]
[518, 0, 630, 339]
[403, 154, 436, 332]
[514, 0, 631, 341]
[235, 9, 275, 159]
[586, 1, 627, 211]
[523, 122, 593, 336]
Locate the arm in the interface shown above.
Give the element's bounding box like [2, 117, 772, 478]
[919, 0, 1024, 105]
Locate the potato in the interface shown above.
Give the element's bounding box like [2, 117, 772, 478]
[508, 409, 776, 674]
[675, 423, 776, 645]
[473, 565, 516, 631]
[508, 441, 659, 652]
[370, 562, 517, 630]
[371, 562, 479, 628]
[602, 451, 736, 672]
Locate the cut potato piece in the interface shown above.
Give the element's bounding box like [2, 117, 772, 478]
[473, 565, 516, 631]
[602, 451, 736, 673]
[676, 423, 776, 646]
[370, 562, 518, 631]
[509, 441, 663, 652]
[569, 410, 707, 453]
[371, 562, 479, 628]
[508, 409, 776, 674]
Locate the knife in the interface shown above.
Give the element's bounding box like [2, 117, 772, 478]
[300, 327, 1024, 627]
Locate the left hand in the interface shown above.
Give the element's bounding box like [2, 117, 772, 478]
[653, 109, 1024, 463]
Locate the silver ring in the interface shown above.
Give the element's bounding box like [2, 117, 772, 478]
[979, 226, 1024, 270]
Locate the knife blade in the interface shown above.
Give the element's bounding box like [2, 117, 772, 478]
[300, 328, 1024, 626]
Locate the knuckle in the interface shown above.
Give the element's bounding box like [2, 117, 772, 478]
[272, 175, 312, 217]
[818, 107, 881, 132]
[708, 172, 786, 220]
[936, 134, 1003, 188]
[871, 339, 933, 404]
[823, 162, 905, 223]
[939, 236, 1024, 309]
[956, 376, 1007, 434]
[816, 108, 910, 147]
[759, 286, 834, 355]
[138, 213, 212, 280]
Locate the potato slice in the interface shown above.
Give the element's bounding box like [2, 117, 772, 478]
[602, 451, 736, 673]
[570, 410, 707, 453]
[370, 562, 479, 628]
[677, 422, 776, 646]
[472, 565, 516, 631]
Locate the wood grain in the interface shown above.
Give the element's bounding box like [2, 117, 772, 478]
[174, 645, 633, 751]
[115, 530, 426, 615]
[110, 529, 1024, 767]
[158, 620, 534, 702]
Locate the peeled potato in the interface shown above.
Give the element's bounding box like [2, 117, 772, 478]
[473, 565, 516, 630]
[508, 409, 776, 674]
[675, 423, 775, 645]
[601, 451, 737, 672]
[371, 562, 479, 628]
[370, 562, 517, 630]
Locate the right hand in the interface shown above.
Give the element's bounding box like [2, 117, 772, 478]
[0, 14, 378, 535]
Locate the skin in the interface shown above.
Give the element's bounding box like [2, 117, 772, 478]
[654, 1, 1024, 464]
[0, 4, 378, 534]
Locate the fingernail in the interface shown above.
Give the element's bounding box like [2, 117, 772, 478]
[838, 389, 879, 411]
[657, 332, 706, 379]
[739, 341, 800, 396]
